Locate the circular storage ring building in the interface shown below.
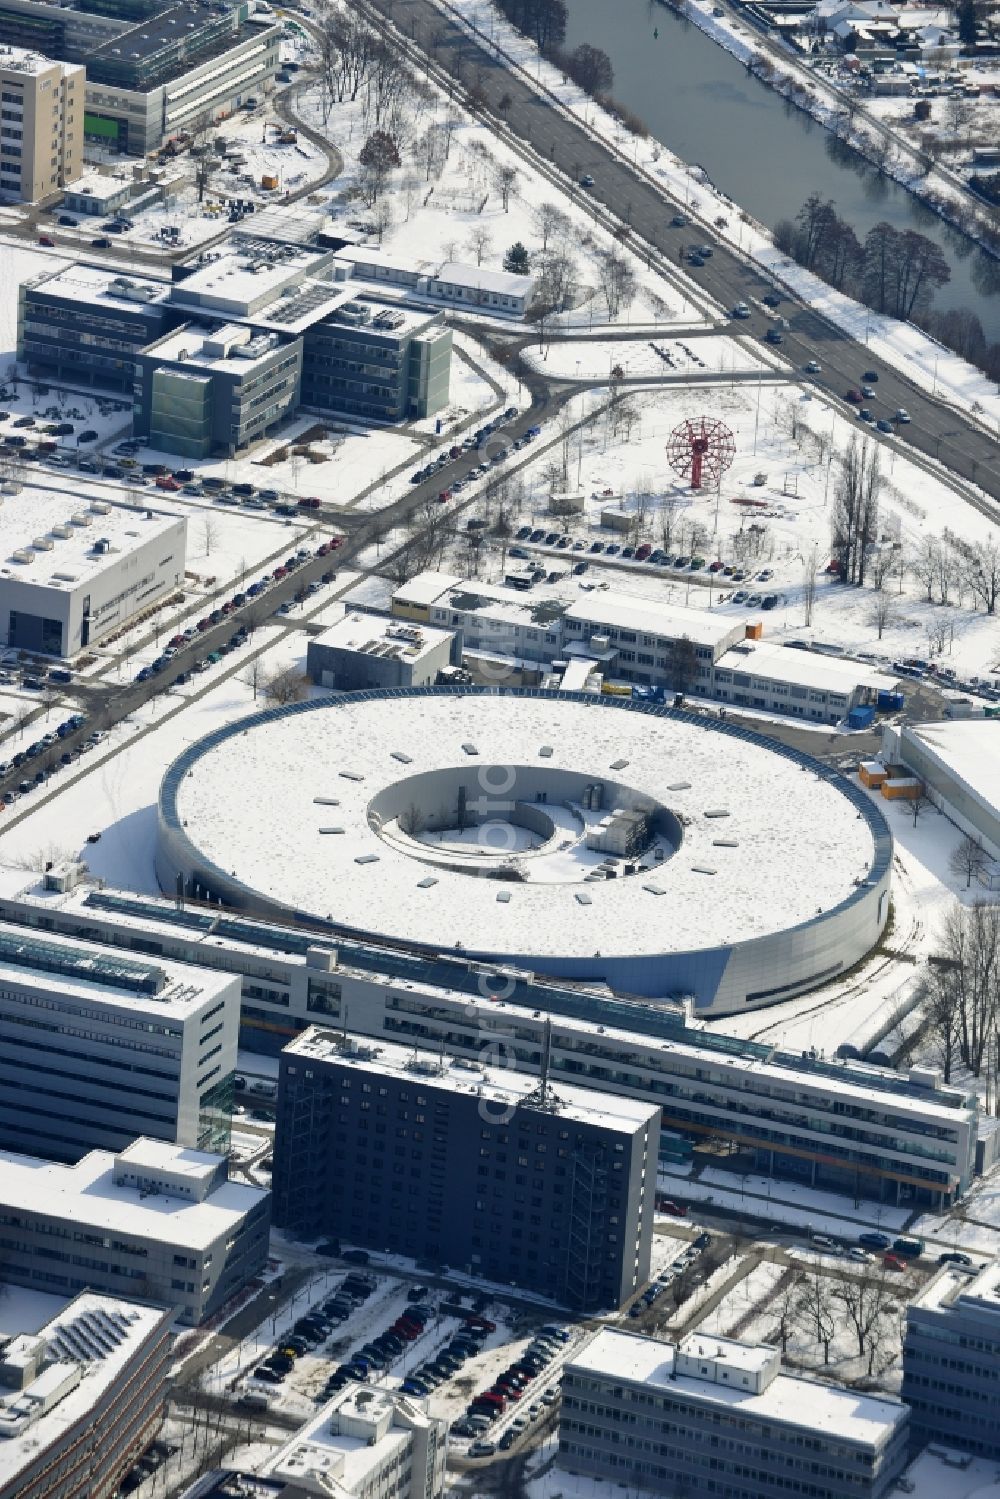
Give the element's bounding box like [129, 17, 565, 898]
[156, 687, 892, 1018]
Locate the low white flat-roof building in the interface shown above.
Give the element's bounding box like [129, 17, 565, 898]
[0, 488, 186, 657]
[259, 1381, 447, 1498]
[306, 612, 455, 691]
[0, 1289, 172, 1499]
[560, 1328, 908, 1499]
[333, 247, 534, 315]
[0, 1140, 269, 1325]
[882, 719, 1000, 859]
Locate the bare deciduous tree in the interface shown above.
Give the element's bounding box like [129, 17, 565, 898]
[466, 226, 494, 267]
[949, 834, 990, 891]
[261, 667, 309, 706]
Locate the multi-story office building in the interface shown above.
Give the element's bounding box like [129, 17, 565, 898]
[395, 572, 901, 726]
[0, 1136, 270, 1323]
[0, 47, 81, 201]
[273, 1029, 658, 1311]
[254, 1381, 446, 1499]
[18, 263, 171, 393]
[559, 1329, 909, 1499]
[134, 321, 302, 458]
[0, 1289, 171, 1499]
[21, 235, 454, 447]
[0, 0, 280, 155]
[306, 614, 456, 691]
[902, 1259, 1000, 1457]
[0, 917, 238, 1160]
[0, 486, 186, 656]
[300, 300, 452, 422]
[0, 867, 978, 1209]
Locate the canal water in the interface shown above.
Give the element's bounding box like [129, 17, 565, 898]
[564, 0, 1000, 336]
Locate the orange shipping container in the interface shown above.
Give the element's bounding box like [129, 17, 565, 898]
[881, 776, 922, 801]
[744, 622, 763, 641]
[859, 761, 886, 788]
[261, 173, 279, 190]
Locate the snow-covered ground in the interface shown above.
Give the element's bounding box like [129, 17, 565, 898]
[433, 0, 1000, 436]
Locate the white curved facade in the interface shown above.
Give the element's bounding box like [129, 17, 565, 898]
[156, 688, 892, 1017]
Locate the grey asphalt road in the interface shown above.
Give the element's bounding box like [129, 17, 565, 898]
[362, 0, 1000, 506]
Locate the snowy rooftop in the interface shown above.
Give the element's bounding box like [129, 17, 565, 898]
[288, 1029, 660, 1132]
[146, 322, 287, 374]
[393, 571, 463, 608]
[563, 592, 744, 651]
[116, 1138, 221, 1182]
[0, 47, 74, 77]
[0, 1292, 166, 1489]
[0, 1145, 266, 1250]
[263, 1383, 435, 1491]
[0, 490, 182, 590]
[164, 690, 879, 961]
[171, 244, 335, 317]
[434, 260, 533, 296]
[313, 613, 453, 663]
[912, 1259, 1000, 1315]
[902, 720, 1000, 805]
[897, 1446, 1000, 1499]
[566, 1329, 907, 1447]
[0, 920, 232, 1017]
[26, 262, 168, 315]
[716, 639, 900, 695]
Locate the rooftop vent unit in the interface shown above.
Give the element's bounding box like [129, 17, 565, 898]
[70, 511, 91, 526]
[32, 536, 53, 551]
[10, 549, 33, 564]
[89, 501, 111, 516]
[92, 538, 111, 555]
[51, 524, 71, 540]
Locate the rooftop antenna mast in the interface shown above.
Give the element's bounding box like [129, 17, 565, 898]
[540, 1017, 553, 1105]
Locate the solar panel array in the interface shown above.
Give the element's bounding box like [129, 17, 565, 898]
[49, 1305, 141, 1365]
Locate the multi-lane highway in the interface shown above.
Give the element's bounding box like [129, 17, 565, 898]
[360, 0, 1000, 507]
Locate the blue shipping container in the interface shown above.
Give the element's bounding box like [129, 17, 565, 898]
[848, 705, 877, 730]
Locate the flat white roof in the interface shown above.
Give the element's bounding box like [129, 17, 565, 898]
[29, 263, 168, 314]
[116, 1138, 221, 1180]
[168, 692, 877, 960]
[0, 920, 233, 1018]
[393, 571, 464, 608]
[313, 613, 453, 663]
[172, 245, 331, 314]
[288, 1029, 659, 1132]
[717, 639, 899, 695]
[0, 1291, 166, 1489]
[147, 322, 282, 374]
[0, 1145, 266, 1251]
[433, 260, 533, 296]
[904, 720, 1000, 808]
[898, 1446, 1000, 1499]
[567, 1329, 906, 1447]
[563, 592, 743, 651]
[264, 1384, 434, 1491]
[0, 48, 77, 78]
[0, 491, 182, 593]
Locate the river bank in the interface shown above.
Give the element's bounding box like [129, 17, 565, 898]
[429, 0, 1000, 434]
[656, 0, 1000, 269]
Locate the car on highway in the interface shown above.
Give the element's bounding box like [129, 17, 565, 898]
[857, 407, 874, 423]
[895, 408, 911, 423]
[876, 419, 893, 434]
[671, 213, 689, 227]
[731, 303, 751, 319]
[937, 1251, 973, 1266]
[883, 1252, 907, 1270]
[846, 387, 862, 403]
[804, 360, 821, 374]
[579, 174, 595, 188]
[764, 329, 783, 344]
[811, 1235, 837, 1251]
[687, 253, 706, 267]
[91, 236, 112, 249]
[862, 370, 878, 382]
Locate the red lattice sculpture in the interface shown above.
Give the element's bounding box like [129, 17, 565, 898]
[666, 417, 736, 489]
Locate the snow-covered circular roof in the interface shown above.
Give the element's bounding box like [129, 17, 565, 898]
[160, 689, 884, 964]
